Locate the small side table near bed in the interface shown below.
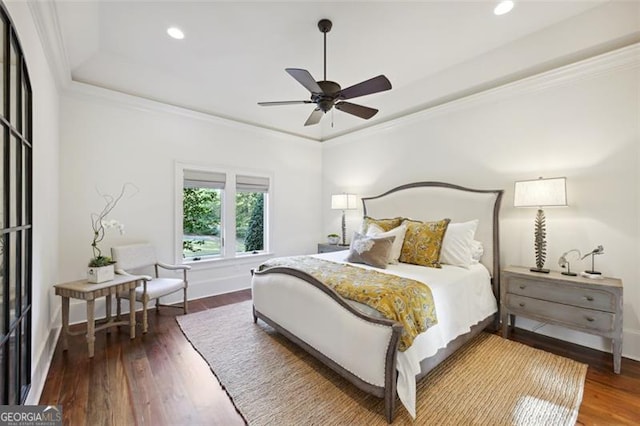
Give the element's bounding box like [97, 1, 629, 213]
[54, 274, 143, 358]
[317, 243, 349, 254]
[501, 265, 623, 373]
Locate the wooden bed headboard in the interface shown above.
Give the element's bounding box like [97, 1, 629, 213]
[361, 182, 503, 299]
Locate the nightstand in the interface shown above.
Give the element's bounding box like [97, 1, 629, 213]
[501, 265, 623, 373]
[317, 243, 349, 254]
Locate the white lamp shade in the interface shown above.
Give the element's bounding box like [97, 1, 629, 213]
[514, 177, 567, 207]
[331, 193, 358, 210]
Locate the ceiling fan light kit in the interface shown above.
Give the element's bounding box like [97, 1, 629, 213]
[258, 19, 392, 126]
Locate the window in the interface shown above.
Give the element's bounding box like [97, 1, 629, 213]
[1, 5, 33, 405]
[178, 165, 270, 262]
[183, 170, 224, 258]
[235, 175, 268, 254]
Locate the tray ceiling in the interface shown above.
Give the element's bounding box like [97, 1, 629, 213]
[43, 0, 634, 141]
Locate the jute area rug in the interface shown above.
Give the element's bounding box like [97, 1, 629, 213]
[177, 301, 587, 425]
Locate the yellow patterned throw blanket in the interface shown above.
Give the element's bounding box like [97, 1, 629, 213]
[259, 256, 437, 351]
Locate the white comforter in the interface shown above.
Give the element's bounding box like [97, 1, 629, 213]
[314, 251, 498, 418]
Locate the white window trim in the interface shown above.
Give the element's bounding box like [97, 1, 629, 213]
[174, 161, 274, 266]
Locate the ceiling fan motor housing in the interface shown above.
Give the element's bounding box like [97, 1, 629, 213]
[312, 80, 341, 112]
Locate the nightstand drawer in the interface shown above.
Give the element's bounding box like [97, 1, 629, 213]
[505, 294, 615, 333]
[508, 276, 615, 312]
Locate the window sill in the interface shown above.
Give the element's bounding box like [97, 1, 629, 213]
[181, 252, 274, 271]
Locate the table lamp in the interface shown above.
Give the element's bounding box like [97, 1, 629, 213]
[331, 193, 358, 246]
[514, 177, 567, 273]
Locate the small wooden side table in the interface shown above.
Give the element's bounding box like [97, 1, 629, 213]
[317, 243, 349, 253]
[54, 274, 142, 358]
[501, 265, 623, 373]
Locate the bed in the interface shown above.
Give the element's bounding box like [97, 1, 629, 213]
[251, 182, 503, 422]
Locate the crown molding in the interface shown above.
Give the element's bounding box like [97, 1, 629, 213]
[65, 42, 640, 147]
[323, 42, 640, 146]
[27, 0, 72, 90]
[64, 80, 319, 145]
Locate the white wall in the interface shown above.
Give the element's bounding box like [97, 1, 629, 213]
[57, 87, 322, 323]
[322, 48, 640, 361]
[5, 0, 60, 405]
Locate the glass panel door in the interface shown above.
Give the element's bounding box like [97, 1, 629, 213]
[0, 3, 32, 405]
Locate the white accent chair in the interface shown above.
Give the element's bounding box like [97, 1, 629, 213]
[111, 243, 191, 333]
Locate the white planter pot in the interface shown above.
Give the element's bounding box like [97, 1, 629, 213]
[87, 264, 114, 283]
[327, 236, 340, 245]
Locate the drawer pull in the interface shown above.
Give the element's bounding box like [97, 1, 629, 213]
[519, 303, 525, 307]
[519, 285, 526, 290]
[584, 295, 594, 302]
[585, 317, 595, 322]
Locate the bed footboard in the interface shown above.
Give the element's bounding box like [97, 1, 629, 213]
[252, 267, 403, 423]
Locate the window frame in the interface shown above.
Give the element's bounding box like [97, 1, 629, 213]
[175, 162, 272, 266]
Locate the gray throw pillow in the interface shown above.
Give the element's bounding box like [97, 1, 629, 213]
[346, 232, 395, 269]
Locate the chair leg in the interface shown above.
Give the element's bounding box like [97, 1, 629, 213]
[142, 295, 149, 334]
[183, 288, 188, 314]
[116, 296, 121, 320]
[156, 298, 160, 313]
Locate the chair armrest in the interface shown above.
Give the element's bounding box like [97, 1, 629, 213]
[156, 261, 191, 271]
[115, 269, 152, 281]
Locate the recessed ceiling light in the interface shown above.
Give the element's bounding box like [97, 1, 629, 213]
[167, 27, 185, 40]
[494, 1, 514, 16]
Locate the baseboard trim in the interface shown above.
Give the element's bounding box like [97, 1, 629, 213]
[511, 317, 640, 362]
[25, 321, 61, 405]
[622, 328, 640, 362]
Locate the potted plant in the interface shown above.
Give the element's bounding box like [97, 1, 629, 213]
[327, 233, 340, 245]
[87, 253, 116, 284]
[87, 183, 136, 283]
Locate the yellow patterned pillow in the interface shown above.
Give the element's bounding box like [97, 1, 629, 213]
[399, 219, 451, 268]
[362, 216, 403, 233]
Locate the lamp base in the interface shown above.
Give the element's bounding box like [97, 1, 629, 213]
[561, 271, 578, 276]
[529, 267, 550, 273]
[584, 270, 601, 275]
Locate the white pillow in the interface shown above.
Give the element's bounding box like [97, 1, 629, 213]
[470, 240, 484, 263]
[366, 223, 407, 264]
[440, 220, 479, 269]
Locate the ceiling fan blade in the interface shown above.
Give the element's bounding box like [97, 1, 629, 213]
[286, 68, 323, 94]
[338, 75, 392, 100]
[304, 108, 324, 126]
[335, 102, 378, 120]
[258, 100, 312, 106]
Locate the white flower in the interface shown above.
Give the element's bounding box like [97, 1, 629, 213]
[101, 219, 126, 235]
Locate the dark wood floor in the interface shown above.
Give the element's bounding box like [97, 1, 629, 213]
[40, 290, 640, 425]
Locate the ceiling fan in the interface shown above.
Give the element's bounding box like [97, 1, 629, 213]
[258, 19, 392, 126]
